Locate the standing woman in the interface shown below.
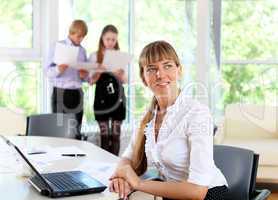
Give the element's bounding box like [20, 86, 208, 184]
[109, 41, 228, 200]
[89, 25, 127, 155]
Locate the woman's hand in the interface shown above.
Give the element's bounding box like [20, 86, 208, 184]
[78, 69, 89, 79]
[99, 64, 107, 72]
[89, 72, 101, 84]
[109, 178, 132, 199]
[112, 68, 127, 83]
[110, 164, 141, 190]
[89, 64, 106, 84]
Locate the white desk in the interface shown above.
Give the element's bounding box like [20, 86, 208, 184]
[0, 136, 154, 200]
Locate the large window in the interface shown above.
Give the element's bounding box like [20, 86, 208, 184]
[134, 0, 186, 117]
[222, 64, 277, 105]
[0, 0, 42, 116]
[222, 0, 278, 60]
[2, 0, 276, 126]
[71, 0, 198, 122]
[0, 62, 41, 115]
[133, 0, 197, 118]
[63, 0, 278, 124]
[73, 0, 129, 52]
[0, 0, 33, 48]
[221, 0, 278, 109]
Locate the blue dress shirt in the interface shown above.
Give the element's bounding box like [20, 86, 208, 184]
[45, 37, 87, 89]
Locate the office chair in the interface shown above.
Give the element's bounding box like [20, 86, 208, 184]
[26, 113, 79, 139]
[214, 145, 271, 200]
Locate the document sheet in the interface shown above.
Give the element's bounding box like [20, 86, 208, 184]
[53, 42, 79, 65]
[70, 62, 98, 71]
[102, 50, 132, 71]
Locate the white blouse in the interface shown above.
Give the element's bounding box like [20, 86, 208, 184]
[122, 89, 228, 188]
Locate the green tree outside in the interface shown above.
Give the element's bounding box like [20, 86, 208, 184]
[222, 0, 278, 107]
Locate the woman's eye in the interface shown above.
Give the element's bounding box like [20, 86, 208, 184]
[146, 68, 157, 73]
[164, 64, 173, 69]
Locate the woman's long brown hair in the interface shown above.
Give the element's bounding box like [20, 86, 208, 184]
[131, 41, 182, 175]
[97, 24, 120, 64]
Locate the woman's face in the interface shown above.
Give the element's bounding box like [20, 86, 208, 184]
[142, 59, 181, 97]
[102, 31, 118, 49]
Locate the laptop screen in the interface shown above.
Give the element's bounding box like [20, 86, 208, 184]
[0, 135, 53, 193]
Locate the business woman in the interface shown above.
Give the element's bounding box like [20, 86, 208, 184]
[109, 41, 228, 200]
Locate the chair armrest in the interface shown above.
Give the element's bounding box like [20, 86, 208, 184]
[213, 117, 225, 144]
[251, 189, 271, 200]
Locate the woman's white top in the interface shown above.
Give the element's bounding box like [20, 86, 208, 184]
[122, 89, 228, 188]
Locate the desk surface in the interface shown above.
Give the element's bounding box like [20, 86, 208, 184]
[0, 136, 121, 200]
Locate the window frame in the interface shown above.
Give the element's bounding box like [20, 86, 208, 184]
[213, 0, 278, 113]
[0, 0, 44, 115]
[0, 0, 41, 61]
[216, 0, 278, 65]
[0, 0, 60, 114]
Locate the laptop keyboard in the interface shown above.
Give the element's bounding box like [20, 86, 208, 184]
[32, 171, 89, 191]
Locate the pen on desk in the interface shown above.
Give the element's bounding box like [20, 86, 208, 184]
[28, 151, 47, 155]
[61, 154, 86, 157]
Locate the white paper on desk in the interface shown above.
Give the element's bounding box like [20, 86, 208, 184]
[26, 146, 84, 168]
[49, 146, 86, 155]
[73, 160, 117, 186]
[26, 146, 85, 162]
[27, 152, 63, 164]
[53, 42, 79, 65]
[0, 139, 18, 173]
[0, 141, 46, 175]
[103, 50, 132, 71]
[70, 62, 98, 72]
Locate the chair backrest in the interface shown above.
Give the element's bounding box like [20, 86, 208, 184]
[0, 107, 26, 135]
[214, 145, 258, 200]
[26, 113, 78, 138]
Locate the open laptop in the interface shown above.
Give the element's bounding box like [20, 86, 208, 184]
[3, 136, 107, 198]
